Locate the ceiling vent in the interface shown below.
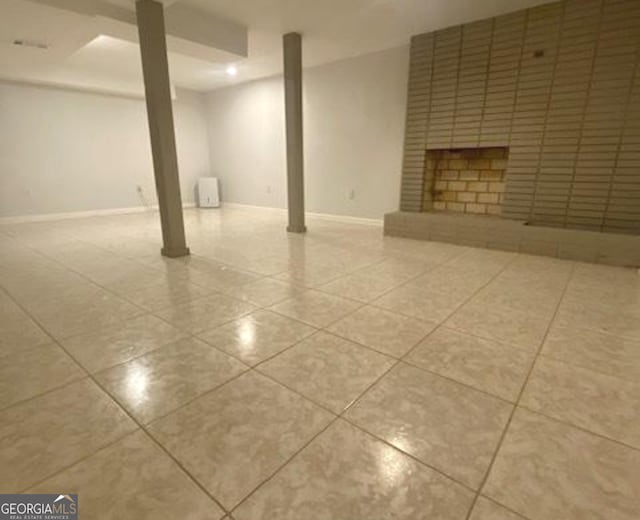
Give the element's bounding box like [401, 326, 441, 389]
[12, 39, 49, 50]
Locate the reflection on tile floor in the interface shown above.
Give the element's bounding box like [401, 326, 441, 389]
[1, 206, 639, 519]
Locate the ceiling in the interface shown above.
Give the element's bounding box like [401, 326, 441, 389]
[0, 0, 555, 96]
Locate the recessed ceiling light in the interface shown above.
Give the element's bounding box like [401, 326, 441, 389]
[226, 65, 237, 77]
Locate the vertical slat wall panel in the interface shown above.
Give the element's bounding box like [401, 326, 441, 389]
[558, 0, 602, 230]
[481, 11, 525, 147]
[427, 26, 462, 149]
[399, 34, 434, 212]
[452, 19, 492, 148]
[398, 0, 640, 233]
[506, 1, 563, 221]
[602, 0, 640, 233]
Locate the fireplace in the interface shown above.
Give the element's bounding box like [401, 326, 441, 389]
[385, 0, 640, 265]
[425, 147, 508, 215]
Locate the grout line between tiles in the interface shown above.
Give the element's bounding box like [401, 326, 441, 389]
[6, 221, 636, 519]
[0, 239, 515, 511]
[89, 375, 232, 516]
[18, 428, 142, 494]
[398, 357, 517, 406]
[224, 256, 514, 514]
[514, 404, 640, 454]
[227, 415, 341, 515]
[476, 494, 533, 520]
[232, 251, 526, 513]
[536, 349, 640, 386]
[462, 260, 577, 520]
[3, 240, 381, 512]
[0, 286, 232, 516]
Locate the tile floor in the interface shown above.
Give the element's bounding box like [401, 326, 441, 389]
[1, 206, 639, 520]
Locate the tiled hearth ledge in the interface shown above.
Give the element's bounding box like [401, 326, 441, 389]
[384, 212, 640, 268]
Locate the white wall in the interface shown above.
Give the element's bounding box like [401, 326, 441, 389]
[0, 82, 211, 218]
[0, 45, 409, 221]
[205, 46, 409, 219]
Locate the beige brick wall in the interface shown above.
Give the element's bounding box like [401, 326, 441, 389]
[428, 148, 507, 215]
[400, 0, 640, 234]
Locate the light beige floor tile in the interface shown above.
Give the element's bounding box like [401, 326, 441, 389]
[446, 301, 551, 349]
[0, 293, 51, 353]
[542, 324, 640, 383]
[405, 328, 535, 401]
[258, 331, 395, 413]
[447, 249, 514, 272]
[29, 431, 224, 519]
[327, 306, 437, 357]
[268, 290, 361, 328]
[484, 408, 640, 520]
[179, 260, 260, 291]
[97, 337, 247, 423]
[234, 420, 474, 520]
[29, 295, 147, 339]
[198, 310, 316, 366]
[103, 268, 189, 290]
[59, 259, 153, 287]
[469, 497, 527, 520]
[274, 266, 347, 287]
[521, 356, 640, 448]
[554, 300, 640, 340]
[0, 342, 84, 409]
[2, 204, 639, 519]
[108, 279, 210, 312]
[7, 279, 104, 311]
[345, 363, 512, 489]
[153, 294, 257, 333]
[223, 278, 306, 307]
[317, 272, 403, 302]
[373, 285, 469, 323]
[411, 270, 487, 297]
[563, 284, 640, 310]
[381, 241, 464, 265]
[356, 258, 436, 283]
[0, 378, 136, 492]
[470, 286, 561, 318]
[571, 262, 638, 285]
[149, 371, 333, 510]
[84, 266, 172, 288]
[60, 314, 188, 373]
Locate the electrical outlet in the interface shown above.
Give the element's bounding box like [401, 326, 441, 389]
[266, 185, 272, 194]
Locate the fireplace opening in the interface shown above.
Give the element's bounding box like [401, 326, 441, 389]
[424, 147, 509, 215]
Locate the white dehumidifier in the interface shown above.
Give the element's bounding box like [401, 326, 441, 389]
[198, 177, 220, 208]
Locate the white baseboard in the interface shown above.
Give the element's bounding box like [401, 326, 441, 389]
[0, 202, 382, 227]
[221, 202, 286, 214]
[0, 203, 196, 225]
[221, 202, 383, 227]
[306, 211, 383, 227]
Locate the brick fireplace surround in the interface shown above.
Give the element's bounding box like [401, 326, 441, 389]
[385, 0, 640, 266]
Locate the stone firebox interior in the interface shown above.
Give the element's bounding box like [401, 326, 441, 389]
[426, 147, 508, 215]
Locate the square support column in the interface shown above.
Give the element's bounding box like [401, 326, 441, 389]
[283, 32, 306, 233]
[136, 0, 190, 257]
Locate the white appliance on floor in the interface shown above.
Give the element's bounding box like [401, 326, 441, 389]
[198, 177, 220, 208]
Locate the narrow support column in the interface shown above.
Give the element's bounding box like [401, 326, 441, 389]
[136, 0, 189, 257]
[283, 32, 306, 233]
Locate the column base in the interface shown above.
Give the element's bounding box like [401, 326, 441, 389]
[161, 246, 191, 258]
[287, 224, 307, 233]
